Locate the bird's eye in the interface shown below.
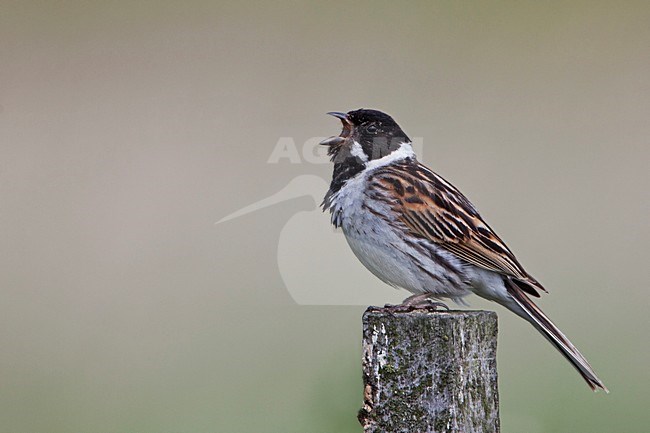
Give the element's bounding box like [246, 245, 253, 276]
[366, 124, 378, 134]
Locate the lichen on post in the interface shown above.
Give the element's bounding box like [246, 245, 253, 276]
[359, 309, 500, 433]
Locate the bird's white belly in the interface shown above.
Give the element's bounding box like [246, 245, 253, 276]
[334, 177, 471, 300]
[342, 224, 470, 299]
[344, 230, 416, 291]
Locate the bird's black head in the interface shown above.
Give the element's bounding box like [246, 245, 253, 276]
[320, 109, 411, 162]
[320, 109, 414, 199]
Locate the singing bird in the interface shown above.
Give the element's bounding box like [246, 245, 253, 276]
[320, 108, 606, 392]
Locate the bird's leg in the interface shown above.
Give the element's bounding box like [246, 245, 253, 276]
[373, 293, 450, 313]
[401, 293, 450, 311]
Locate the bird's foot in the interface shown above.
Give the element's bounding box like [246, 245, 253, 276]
[369, 293, 450, 313]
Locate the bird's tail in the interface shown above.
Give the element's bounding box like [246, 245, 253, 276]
[502, 278, 608, 392]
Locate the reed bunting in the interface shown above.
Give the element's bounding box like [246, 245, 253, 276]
[320, 108, 606, 392]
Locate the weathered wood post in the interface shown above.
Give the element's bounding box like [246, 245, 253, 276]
[358, 309, 500, 433]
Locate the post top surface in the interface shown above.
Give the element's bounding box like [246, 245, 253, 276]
[363, 308, 497, 320]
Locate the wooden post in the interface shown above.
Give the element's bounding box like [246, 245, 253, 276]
[358, 309, 500, 433]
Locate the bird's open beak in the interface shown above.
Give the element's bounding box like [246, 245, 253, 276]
[320, 111, 353, 148]
[326, 112, 350, 122]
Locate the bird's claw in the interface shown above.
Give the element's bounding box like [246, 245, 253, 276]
[368, 297, 450, 314]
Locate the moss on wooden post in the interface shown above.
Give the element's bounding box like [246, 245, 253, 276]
[359, 309, 500, 433]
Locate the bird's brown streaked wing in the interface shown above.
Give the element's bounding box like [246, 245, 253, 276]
[372, 162, 546, 296]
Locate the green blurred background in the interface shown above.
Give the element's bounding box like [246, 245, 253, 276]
[1, 1, 649, 432]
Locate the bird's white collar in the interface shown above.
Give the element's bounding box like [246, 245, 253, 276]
[364, 141, 415, 170]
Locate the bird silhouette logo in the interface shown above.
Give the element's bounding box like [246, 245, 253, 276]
[217, 175, 403, 305]
[217, 138, 424, 306]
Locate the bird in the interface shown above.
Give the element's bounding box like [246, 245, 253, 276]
[320, 108, 607, 392]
